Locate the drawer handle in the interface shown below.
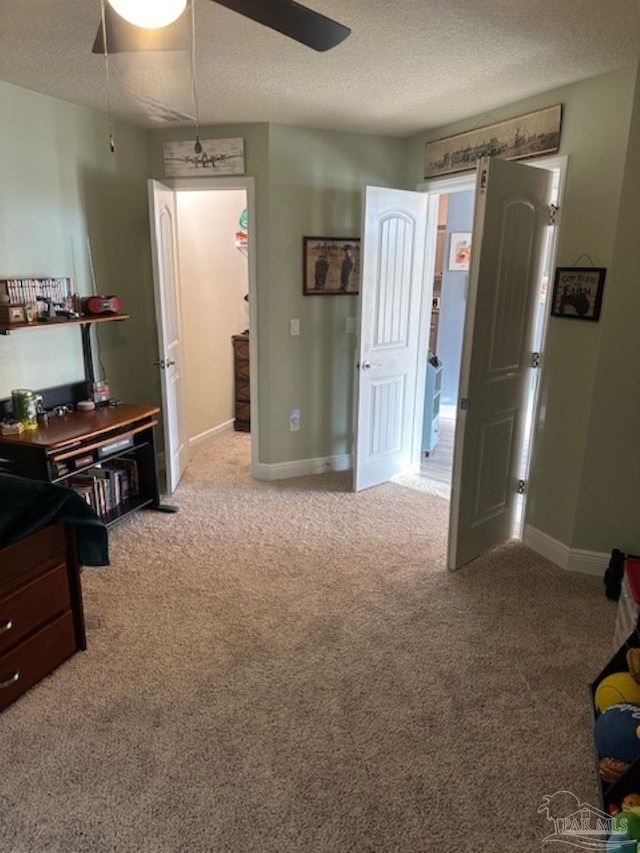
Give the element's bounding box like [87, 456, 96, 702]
[0, 619, 13, 634]
[0, 671, 20, 689]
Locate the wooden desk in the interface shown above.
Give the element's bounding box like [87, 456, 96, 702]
[0, 404, 161, 527]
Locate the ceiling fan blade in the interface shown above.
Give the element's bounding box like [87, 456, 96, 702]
[211, 0, 351, 52]
[92, 4, 189, 53]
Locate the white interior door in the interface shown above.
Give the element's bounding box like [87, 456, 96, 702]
[354, 186, 429, 491]
[449, 157, 553, 569]
[148, 179, 190, 495]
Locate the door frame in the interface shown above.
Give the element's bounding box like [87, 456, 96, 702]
[415, 154, 568, 539]
[163, 176, 259, 477]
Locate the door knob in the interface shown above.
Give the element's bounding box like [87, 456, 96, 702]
[153, 358, 165, 369]
[361, 361, 372, 370]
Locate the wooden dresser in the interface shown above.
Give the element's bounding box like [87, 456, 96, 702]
[232, 333, 250, 432]
[0, 523, 86, 713]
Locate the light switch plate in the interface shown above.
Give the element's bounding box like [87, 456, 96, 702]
[290, 319, 300, 336]
[289, 408, 300, 431]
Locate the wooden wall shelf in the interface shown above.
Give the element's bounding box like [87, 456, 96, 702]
[0, 313, 130, 336]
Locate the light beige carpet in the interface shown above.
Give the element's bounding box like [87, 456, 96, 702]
[0, 432, 616, 851]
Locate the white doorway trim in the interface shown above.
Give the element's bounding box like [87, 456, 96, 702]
[164, 176, 259, 478]
[416, 155, 568, 541]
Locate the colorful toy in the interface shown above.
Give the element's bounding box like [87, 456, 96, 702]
[595, 704, 640, 763]
[622, 793, 640, 812]
[596, 673, 640, 712]
[606, 829, 636, 851]
[628, 649, 640, 683]
[614, 809, 640, 842]
[600, 757, 631, 783]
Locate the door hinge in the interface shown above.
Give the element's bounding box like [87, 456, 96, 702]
[548, 203, 558, 226]
[531, 351, 540, 368]
[460, 397, 469, 411]
[517, 479, 526, 495]
[479, 169, 488, 194]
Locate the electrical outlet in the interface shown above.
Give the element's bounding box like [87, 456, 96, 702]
[290, 318, 300, 336]
[346, 316, 357, 333]
[289, 408, 300, 431]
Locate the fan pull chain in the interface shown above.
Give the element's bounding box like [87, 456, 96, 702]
[99, 0, 116, 153]
[191, 0, 202, 154]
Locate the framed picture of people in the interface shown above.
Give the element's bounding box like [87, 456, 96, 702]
[303, 237, 361, 295]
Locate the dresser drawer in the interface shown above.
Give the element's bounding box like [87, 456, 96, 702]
[235, 401, 250, 423]
[0, 524, 67, 595]
[232, 335, 249, 362]
[235, 379, 250, 402]
[0, 563, 71, 656]
[235, 360, 250, 383]
[0, 611, 77, 713]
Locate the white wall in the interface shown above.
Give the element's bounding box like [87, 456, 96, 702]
[176, 189, 248, 443]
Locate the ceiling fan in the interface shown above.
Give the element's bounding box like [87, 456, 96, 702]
[92, 0, 351, 54]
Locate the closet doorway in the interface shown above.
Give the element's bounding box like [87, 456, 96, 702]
[148, 176, 258, 495]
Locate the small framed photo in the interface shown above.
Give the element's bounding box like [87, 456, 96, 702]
[550, 267, 606, 321]
[303, 237, 361, 295]
[448, 233, 472, 271]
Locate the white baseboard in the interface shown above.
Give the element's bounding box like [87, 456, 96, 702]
[189, 420, 234, 447]
[523, 525, 609, 577]
[253, 453, 352, 481]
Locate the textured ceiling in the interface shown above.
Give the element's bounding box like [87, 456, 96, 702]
[0, 0, 638, 137]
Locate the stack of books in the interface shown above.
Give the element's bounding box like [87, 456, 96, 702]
[67, 459, 139, 516]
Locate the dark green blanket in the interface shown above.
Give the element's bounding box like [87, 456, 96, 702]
[0, 474, 109, 566]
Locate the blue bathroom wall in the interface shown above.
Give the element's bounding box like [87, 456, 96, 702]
[438, 190, 474, 405]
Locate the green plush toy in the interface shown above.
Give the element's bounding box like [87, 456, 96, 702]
[614, 809, 640, 842]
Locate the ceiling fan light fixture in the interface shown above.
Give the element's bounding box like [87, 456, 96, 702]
[107, 0, 187, 30]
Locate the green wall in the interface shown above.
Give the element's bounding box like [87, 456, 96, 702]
[572, 71, 640, 552]
[263, 125, 406, 462]
[146, 122, 405, 464]
[0, 80, 154, 406]
[4, 64, 640, 557]
[406, 66, 639, 552]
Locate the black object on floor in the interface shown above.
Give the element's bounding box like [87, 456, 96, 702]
[604, 548, 626, 601]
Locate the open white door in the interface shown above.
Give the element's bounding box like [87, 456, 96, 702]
[148, 179, 190, 495]
[448, 157, 553, 569]
[353, 186, 429, 491]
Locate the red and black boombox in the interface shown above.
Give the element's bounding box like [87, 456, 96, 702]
[81, 295, 122, 316]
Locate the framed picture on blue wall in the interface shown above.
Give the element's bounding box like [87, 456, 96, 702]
[448, 232, 472, 271]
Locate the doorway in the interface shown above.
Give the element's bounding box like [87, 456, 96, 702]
[416, 159, 564, 541]
[149, 176, 259, 495]
[175, 188, 250, 445]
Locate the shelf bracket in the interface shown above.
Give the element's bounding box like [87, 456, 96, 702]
[80, 323, 96, 386]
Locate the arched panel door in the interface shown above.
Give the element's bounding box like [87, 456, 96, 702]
[354, 186, 428, 491]
[148, 179, 190, 495]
